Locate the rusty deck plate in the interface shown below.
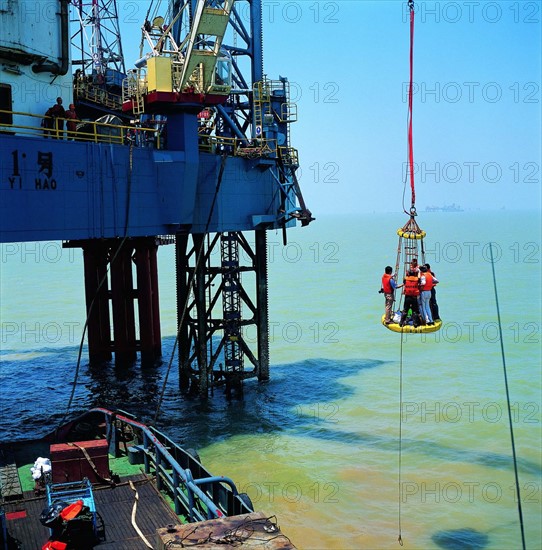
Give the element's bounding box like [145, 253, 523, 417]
[156, 511, 296, 549]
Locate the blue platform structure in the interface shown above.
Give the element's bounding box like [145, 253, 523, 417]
[0, 0, 312, 396]
[0, 136, 292, 239]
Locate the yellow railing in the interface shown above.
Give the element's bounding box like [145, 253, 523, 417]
[0, 109, 44, 137]
[74, 80, 123, 110]
[1, 109, 294, 163]
[279, 146, 299, 167]
[279, 102, 297, 123]
[198, 134, 280, 158]
[0, 109, 159, 147]
[197, 134, 299, 165]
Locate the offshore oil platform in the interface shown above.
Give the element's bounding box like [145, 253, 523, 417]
[0, 0, 312, 396]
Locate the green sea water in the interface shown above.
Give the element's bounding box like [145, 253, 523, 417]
[1, 211, 541, 549]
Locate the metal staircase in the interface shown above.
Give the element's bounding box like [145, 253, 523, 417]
[122, 71, 145, 114]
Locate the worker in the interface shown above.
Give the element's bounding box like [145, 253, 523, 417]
[419, 265, 437, 325]
[65, 104, 78, 140]
[400, 270, 422, 328]
[381, 266, 403, 324]
[409, 257, 420, 276]
[425, 263, 440, 321]
[48, 97, 66, 139]
[41, 108, 53, 138]
[409, 257, 422, 319]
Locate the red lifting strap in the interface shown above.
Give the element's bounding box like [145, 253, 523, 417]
[407, 5, 416, 208]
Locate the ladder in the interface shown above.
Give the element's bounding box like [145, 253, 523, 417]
[252, 80, 270, 140]
[122, 71, 145, 114]
[133, 91, 144, 115]
[132, 71, 145, 115]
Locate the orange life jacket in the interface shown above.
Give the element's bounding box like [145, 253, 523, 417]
[421, 271, 433, 291]
[382, 273, 393, 293]
[60, 500, 83, 521]
[42, 541, 67, 550]
[404, 275, 420, 296]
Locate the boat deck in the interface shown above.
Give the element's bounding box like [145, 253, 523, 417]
[1, 411, 297, 549]
[3, 474, 179, 549]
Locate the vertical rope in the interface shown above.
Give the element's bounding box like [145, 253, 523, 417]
[407, 1, 415, 209]
[397, 330, 404, 546]
[420, 236, 425, 266]
[207, 233, 215, 397]
[489, 242, 526, 550]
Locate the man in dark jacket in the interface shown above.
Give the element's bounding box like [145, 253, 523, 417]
[49, 97, 66, 139]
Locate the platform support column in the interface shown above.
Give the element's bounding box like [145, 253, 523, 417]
[134, 238, 162, 364]
[110, 243, 137, 364]
[167, 112, 198, 154]
[193, 234, 209, 396]
[70, 237, 168, 365]
[82, 242, 112, 362]
[255, 230, 269, 381]
[176, 233, 192, 391]
[174, 230, 271, 396]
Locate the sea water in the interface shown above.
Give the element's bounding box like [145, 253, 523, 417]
[1, 211, 541, 550]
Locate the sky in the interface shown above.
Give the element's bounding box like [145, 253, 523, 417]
[117, 1, 541, 214]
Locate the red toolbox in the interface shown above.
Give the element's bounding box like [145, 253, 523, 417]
[50, 440, 109, 483]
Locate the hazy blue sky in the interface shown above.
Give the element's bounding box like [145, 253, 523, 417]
[118, 1, 542, 214]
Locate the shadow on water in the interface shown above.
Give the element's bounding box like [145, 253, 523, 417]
[156, 355, 383, 449]
[289, 424, 541, 476]
[2, 339, 541, 478]
[431, 528, 489, 550]
[2, 339, 541, 479]
[0, 338, 383, 444]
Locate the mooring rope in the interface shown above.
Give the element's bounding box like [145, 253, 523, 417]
[489, 242, 526, 550]
[129, 480, 154, 549]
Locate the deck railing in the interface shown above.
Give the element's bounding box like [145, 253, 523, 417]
[74, 80, 123, 111]
[91, 408, 252, 522]
[0, 109, 160, 148]
[1, 109, 299, 165]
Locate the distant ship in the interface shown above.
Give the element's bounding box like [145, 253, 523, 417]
[425, 204, 464, 212]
